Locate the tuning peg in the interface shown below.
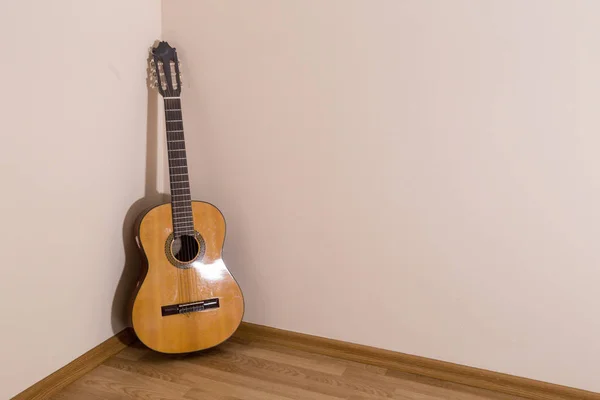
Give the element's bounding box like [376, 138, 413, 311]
[150, 58, 156, 66]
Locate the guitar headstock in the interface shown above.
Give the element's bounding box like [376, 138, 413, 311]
[148, 41, 183, 97]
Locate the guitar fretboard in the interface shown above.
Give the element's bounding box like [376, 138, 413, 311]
[164, 98, 193, 237]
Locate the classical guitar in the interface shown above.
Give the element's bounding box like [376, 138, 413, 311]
[131, 41, 244, 353]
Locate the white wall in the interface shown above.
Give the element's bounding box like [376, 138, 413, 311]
[0, 1, 161, 398]
[163, 0, 600, 393]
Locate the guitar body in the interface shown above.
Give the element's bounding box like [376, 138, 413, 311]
[131, 201, 244, 354]
[132, 41, 243, 353]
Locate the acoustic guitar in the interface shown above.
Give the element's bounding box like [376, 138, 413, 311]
[131, 41, 244, 353]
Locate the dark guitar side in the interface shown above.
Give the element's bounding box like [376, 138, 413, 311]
[131, 201, 244, 354]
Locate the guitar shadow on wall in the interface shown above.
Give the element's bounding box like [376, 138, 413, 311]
[111, 88, 168, 335]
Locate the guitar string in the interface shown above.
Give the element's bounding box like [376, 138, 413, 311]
[173, 97, 189, 304]
[176, 76, 191, 304]
[179, 93, 196, 304]
[177, 90, 195, 303]
[172, 68, 194, 304]
[165, 59, 198, 306]
[168, 96, 182, 302]
[161, 66, 176, 304]
[162, 61, 185, 305]
[181, 78, 199, 305]
[171, 95, 185, 302]
[169, 79, 191, 303]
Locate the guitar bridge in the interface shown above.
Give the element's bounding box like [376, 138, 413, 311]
[161, 298, 220, 316]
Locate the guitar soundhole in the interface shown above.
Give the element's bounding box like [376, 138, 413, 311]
[171, 234, 200, 263]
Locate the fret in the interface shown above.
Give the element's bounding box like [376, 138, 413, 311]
[167, 146, 185, 152]
[174, 227, 194, 232]
[173, 215, 193, 220]
[168, 144, 186, 151]
[172, 212, 192, 217]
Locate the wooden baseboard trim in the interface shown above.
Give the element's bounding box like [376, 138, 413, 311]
[12, 328, 136, 400]
[233, 322, 599, 400]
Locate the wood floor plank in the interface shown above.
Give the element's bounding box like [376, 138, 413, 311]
[102, 356, 205, 387]
[238, 346, 348, 375]
[344, 366, 525, 400]
[183, 381, 290, 400]
[51, 386, 125, 400]
[178, 361, 344, 400]
[385, 369, 527, 400]
[52, 364, 190, 400]
[237, 334, 388, 375]
[120, 348, 344, 400]
[114, 341, 150, 361]
[182, 388, 243, 400]
[180, 341, 396, 398]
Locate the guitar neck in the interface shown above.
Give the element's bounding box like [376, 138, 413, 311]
[164, 97, 194, 237]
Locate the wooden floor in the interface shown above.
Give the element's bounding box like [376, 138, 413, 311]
[52, 333, 527, 400]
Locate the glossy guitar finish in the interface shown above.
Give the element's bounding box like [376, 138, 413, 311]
[132, 201, 244, 353]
